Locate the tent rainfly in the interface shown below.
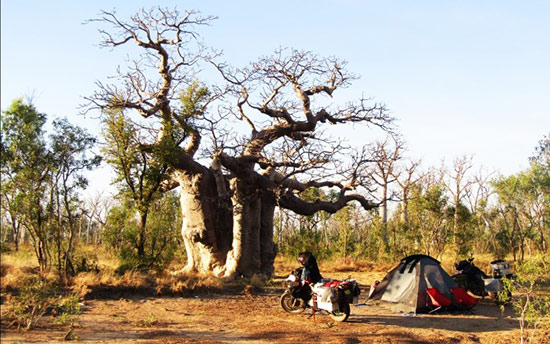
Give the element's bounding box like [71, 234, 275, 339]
[368, 254, 460, 313]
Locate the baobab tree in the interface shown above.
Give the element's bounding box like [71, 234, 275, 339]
[87, 8, 393, 277]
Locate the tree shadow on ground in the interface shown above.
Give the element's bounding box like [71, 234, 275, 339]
[348, 301, 518, 333]
[245, 329, 454, 344]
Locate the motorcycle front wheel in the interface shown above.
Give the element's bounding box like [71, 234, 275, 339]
[329, 302, 350, 322]
[280, 291, 306, 313]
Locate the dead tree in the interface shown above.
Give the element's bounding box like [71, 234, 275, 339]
[368, 136, 403, 248]
[442, 155, 474, 247]
[393, 158, 422, 225]
[86, 8, 393, 277]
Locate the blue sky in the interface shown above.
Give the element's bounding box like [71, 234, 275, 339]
[2, 1, 549, 194]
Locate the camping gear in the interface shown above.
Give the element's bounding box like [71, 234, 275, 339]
[426, 288, 453, 313]
[452, 252, 489, 296]
[490, 259, 513, 278]
[280, 257, 360, 322]
[367, 254, 467, 313]
[452, 253, 514, 304]
[280, 270, 360, 322]
[450, 288, 478, 307]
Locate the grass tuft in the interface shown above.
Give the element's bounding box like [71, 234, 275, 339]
[155, 272, 224, 295]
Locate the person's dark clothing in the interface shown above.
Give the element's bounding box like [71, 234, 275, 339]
[298, 251, 323, 284]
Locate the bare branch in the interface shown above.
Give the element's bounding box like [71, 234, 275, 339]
[278, 190, 379, 215]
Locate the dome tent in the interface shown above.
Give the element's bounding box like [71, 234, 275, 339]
[368, 254, 460, 313]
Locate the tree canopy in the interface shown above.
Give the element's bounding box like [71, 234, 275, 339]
[85, 7, 394, 277]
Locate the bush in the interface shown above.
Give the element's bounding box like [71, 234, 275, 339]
[0, 240, 12, 253]
[502, 256, 550, 344]
[1, 274, 82, 331]
[102, 192, 181, 273]
[1, 276, 54, 330]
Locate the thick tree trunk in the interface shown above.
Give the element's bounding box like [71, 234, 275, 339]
[177, 173, 278, 278]
[260, 190, 278, 275]
[224, 178, 261, 278]
[178, 172, 232, 275]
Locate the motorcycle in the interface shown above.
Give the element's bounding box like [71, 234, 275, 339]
[452, 252, 514, 304]
[280, 268, 360, 322]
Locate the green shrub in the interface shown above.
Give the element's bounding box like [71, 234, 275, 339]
[2, 276, 56, 330]
[1, 275, 82, 331]
[103, 192, 181, 273]
[502, 256, 550, 344]
[0, 240, 12, 253]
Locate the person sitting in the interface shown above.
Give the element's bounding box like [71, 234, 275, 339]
[298, 251, 323, 284]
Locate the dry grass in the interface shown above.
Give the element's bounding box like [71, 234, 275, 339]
[0, 266, 59, 294]
[70, 270, 153, 298]
[1, 246, 38, 269]
[155, 272, 224, 295]
[320, 257, 393, 273]
[273, 255, 299, 274]
[0, 248, 58, 294]
[70, 269, 226, 298]
[274, 255, 393, 276]
[0, 245, 529, 302]
[75, 244, 119, 272]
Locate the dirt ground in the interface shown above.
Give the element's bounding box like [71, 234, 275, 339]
[0, 271, 529, 344]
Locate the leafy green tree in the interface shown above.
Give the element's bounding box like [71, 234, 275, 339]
[442, 156, 474, 253]
[1, 100, 99, 276]
[501, 256, 550, 344]
[492, 171, 540, 263]
[331, 206, 353, 261]
[101, 111, 181, 270]
[357, 213, 387, 260]
[528, 134, 550, 253]
[448, 201, 475, 256]
[369, 136, 403, 251]
[48, 118, 101, 276]
[1, 99, 50, 264]
[407, 182, 452, 258]
[101, 111, 172, 259]
[490, 134, 550, 261]
[531, 133, 550, 170]
[103, 191, 181, 272]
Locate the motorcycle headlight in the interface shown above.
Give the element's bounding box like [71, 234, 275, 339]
[285, 274, 300, 288]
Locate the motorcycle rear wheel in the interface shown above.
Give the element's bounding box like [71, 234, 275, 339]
[280, 291, 306, 313]
[329, 303, 350, 322]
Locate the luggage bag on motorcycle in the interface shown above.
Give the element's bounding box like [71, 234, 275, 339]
[337, 280, 361, 304]
[320, 280, 360, 304]
[483, 278, 503, 293]
[311, 284, 338, 312]
[490, 260, 513, 278]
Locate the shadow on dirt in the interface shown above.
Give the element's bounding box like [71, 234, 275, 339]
[347, 301, 518, 333]
[131, 329, 444, 344]
[243, 329, 458, 344]
[81, 283, 250, 300]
